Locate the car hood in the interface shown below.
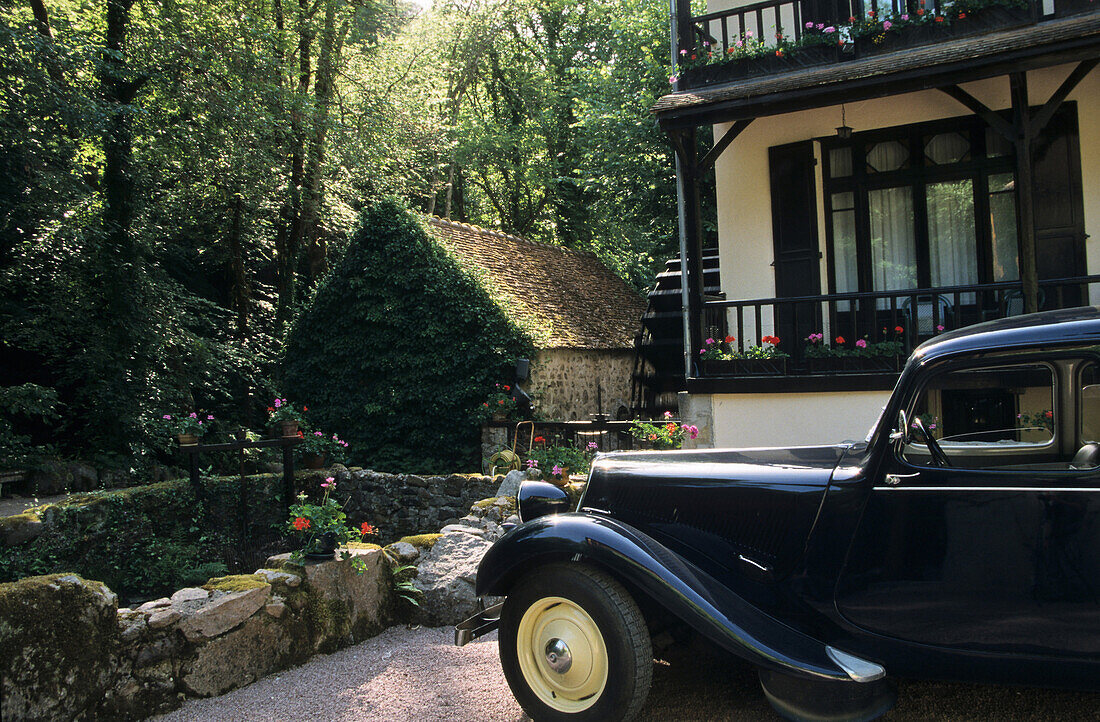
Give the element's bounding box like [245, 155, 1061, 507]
[581, 445, 850, 580]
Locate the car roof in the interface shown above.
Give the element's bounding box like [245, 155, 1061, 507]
[913, 306, 1100, 364]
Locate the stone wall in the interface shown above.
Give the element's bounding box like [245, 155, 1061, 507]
[527, 348, 635, 421]
[0, 551, 395, 721]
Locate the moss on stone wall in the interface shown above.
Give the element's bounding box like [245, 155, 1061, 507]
[397, 533, 442, 549]
[203, 574, 269, 592]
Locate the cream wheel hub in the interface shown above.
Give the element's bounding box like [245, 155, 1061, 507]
[516, 596, 608, 712]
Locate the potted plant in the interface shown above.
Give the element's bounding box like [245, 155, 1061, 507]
[476, 384, 518, 423]
[699, 335, 789, 375]
[268, 398, 305, 437]
[629, 412, 700, 450]
[159, 412, 213, 446]
[298, 430, 350, 469]
[287, 477, 378, 561]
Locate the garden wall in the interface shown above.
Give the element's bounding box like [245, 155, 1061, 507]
[0, 550, 395, 721]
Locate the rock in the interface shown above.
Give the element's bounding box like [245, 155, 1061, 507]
[170, 587, 209, 604]
[134, 635, 180, 668]
[0, 574, 119, 722]
[384, 541, 419, 564]
[254, 568, 302, 588]
[413, 531, 496, 626]
[439, 524, 490, 539]
[0, 513, 44, 546]
[177, 585, 270, 641]
[264, 600, 287, 618]
[68, 463, 98, 491]
[27, 459, 73, 495]
[495, 469, 525, 498]
[181, 614, 294, 697]
[138, 598, 171, 612]
[505, 514, 520, 525]
[147, 608, 181, 630]
[118, 614, 147, 644]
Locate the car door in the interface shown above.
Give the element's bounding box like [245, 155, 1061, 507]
[836, 354, 1100, 659]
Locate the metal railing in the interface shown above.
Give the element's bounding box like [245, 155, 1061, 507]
[486, 419, 662, 452]
[682, 0, 1055, 58]
[697, 275, 1100, 374]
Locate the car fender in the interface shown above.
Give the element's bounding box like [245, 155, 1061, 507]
[477, 512, 855, 683]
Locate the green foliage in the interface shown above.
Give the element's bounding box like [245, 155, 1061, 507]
[524, 445, 594, 476]
[283, 198, 535, 473]
[0, 475, 291, 598]
[0, 384, 59, 468]
[629, 416, 700, 449]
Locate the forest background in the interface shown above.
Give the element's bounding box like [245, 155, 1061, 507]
[0, 0, 694, 473]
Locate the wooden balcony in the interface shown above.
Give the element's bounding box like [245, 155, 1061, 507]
[688, 275, 1100, 391]
[673, 0, 1094, 91]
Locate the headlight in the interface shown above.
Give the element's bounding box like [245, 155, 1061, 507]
[517, 480, 570, 522]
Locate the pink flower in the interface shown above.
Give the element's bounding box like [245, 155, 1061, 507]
[189, 412, 197, 418]
[705, 337, 715, 344]
[901, 13, 909, 19]
[824, 26, 835, 32]
[314, 431, 323, 436]
[274, 398, 282, 408]
[321, 476, 335, 490]
[680, 49, 687, 55]
[525, 459, 538, 469]
[686, 425, 699, 439]
[664, 411, 674, 419]
[936, 324, 945, 332]
[856, 339, 868, 348]
[883, 20, 892, 29]
[699, 349, 705, 355]
[552, 465, 563, 476]
[668, 75, 678, 84]
[745, 29, 753, 37]
[206, 415, 214, 420]
[805, 21, 814, 28]
[587, 442, 599, 451]
[816, 23, 824, 29]
[162, 414, 172, 420]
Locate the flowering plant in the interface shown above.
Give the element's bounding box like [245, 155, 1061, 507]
[525, 442, 597, 478]
[804, 326, 906, 358]
[1017, 409, 1055, 434]
[630, 412, 700, 450]
[475, 383, 518, 421]
[287, 477, 378, 568]
[699, 335, 788, 361]
[268, 398, 305, 425]
[298, 429, 351, 463]
[159, 412, 214, 437]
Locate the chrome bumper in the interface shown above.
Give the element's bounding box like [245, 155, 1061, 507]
[454, 601, 504, 647]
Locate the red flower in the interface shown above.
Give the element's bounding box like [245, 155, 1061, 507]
[293, 517, 310, 531]
[690, 54, 696, 60]
[894, 325, 904, 334]
[482, 402, 489, 407]
[917, 7, 925, 14]
[303, 405, 308, 411]
[360, 522, 376, 536]
[762, 335, 780, 345]
[502, 385, 511, 391]
[836, 336, 846, 344]
[849, 15, 856, 21]
[934, 14, 944, 21]
[498, 399, 505, 405]
[297, 430, 304, 438]
[775, 49, 784, 57]
[267, 407, 274, 413]
[958, 11, 967, 18]
[724, 335, 735, 343]
[533, 435, 546, 444]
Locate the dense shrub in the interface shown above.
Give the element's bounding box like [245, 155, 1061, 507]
[283, 197, 535, 473]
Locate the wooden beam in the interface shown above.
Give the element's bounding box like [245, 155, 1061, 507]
[698, 118, 754, 173]
[1010, 72, 1040, 315]
[939, 84, 1015, 140]
[672, 127, 706, 378]
[1030, 58, 1098, 137]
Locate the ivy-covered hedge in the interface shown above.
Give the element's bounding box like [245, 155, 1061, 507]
[283, 197, 535, 473]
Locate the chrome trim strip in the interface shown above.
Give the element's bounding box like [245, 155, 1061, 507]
[873, 486, 1098, 492]
[826, 646, 886, 683]
[738, 554, 771, 572]
[580, 507, 612, 515]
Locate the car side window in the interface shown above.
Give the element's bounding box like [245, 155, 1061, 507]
[902, 363, 1056, 469]
[1077, 363, 1100, 469]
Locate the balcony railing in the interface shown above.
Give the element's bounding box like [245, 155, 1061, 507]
[675, 0, 1086, 89]
[696, 275, 1100, 378]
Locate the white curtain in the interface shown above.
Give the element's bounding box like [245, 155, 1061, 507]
[927, 180, 978, 293]
[868, 186, 917, 293]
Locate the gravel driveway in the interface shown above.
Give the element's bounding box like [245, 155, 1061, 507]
[158, 625, 1100, 721]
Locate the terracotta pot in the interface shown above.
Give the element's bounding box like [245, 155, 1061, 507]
[303, 453, 327, 470]
[177, 433, 199, 446]
[278, 420, 299, 438]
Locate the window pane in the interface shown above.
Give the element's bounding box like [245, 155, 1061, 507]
[904, 364, 1055, 467]
[986, 128, 1012, 158]
[830, 148, 852, 178]
[868, 186, 916, 292]
[926, 180, 978, 303]
[925, 132, 970, 165]
[1081, 363, 1100, 447]
[832, 203, 858, 295]
[989, 172, 1019, 282]
[867, 140, 908, 173]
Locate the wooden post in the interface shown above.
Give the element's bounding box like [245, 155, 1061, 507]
[282, 441, 295, 514]
[1010, 72, 1039, 314]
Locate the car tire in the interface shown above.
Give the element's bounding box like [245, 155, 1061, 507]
[499, 563, 653, 722]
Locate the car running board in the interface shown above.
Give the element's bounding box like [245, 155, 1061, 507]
[454, 601, 504, 647]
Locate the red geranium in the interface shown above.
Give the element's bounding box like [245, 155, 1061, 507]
[894, 325, 904, 334]
[360, 522, 376, 536]
[725, 335, 735, 343]
[293, 517, 310, 531]
[836, 336, 846, 344]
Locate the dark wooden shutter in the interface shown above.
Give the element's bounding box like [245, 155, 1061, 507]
[1032, 103, 1087, 308]
[769, 141, 822, 352]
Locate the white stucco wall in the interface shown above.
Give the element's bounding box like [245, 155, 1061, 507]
[712, 63, 1100, 324]
[683, 390, 893, 448]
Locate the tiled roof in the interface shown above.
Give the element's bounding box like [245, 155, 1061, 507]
[653, 12, 1100, 118]
[426, 216, 647, 349]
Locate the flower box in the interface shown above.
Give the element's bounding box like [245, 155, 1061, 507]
[806, 356, 901, 373]
[858, 7, 1033, 57]
[701, 358, 788, 376]
[680, 45, 847, 89]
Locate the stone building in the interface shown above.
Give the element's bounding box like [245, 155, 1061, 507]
[427, 216, 647, 421]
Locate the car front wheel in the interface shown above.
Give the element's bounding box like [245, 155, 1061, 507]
[499, 563, 653, 722]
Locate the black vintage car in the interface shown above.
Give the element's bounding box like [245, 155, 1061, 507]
[456, 307, 1100, 721]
